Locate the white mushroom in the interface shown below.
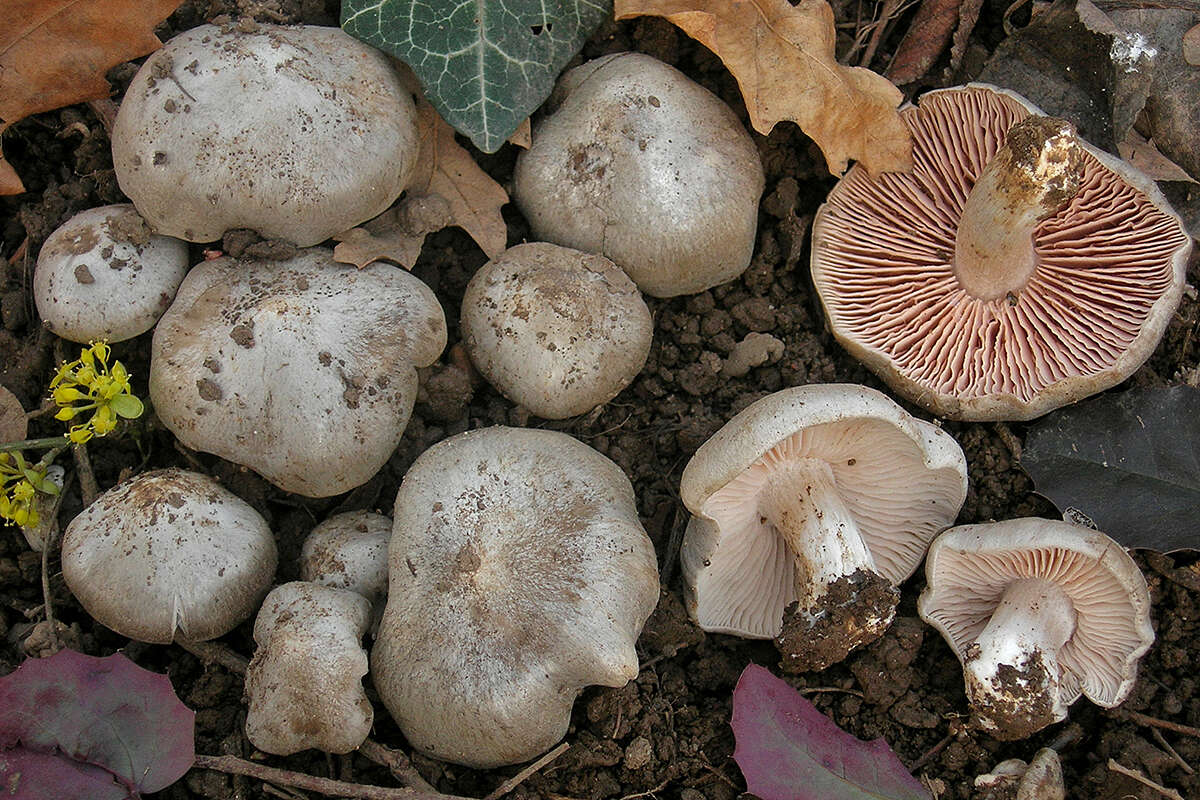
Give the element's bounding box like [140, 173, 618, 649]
[300, 510, 390, 604]
[34, 204, 188, 343]
[919, 518, 1155, 740]
[112, 23, 419, 246]
[372, 426, 660, 768]
[61, 468, 277, 644]
[244, 582, 373, 755]
[514, 52, 765, 298]
[150, 247, 447, 497]
[680, 384, 967, 671]
[460, 242, 653, 419]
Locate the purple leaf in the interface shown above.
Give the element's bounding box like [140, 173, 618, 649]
[731, 663, 929, 800]
[0, 649, 195, 798]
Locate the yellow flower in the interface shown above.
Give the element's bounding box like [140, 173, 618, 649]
[50, 341, 144, 442]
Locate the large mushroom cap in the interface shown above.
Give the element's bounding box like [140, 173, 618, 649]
[111, 24, 418, 247]
[811, 83, 1191, 421]
[372, 426, 660, 768]
[150, 247, 447, 497]
[680, 384, 967, 644]
[61, 468, 277, 644]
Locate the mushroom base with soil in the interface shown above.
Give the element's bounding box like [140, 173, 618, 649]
[775, 567, 899, 673]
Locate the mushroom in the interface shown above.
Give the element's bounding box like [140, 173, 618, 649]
[111, 23, 419, 247]
[150, 247, 447, 497]
[34, 204, 188, 343]
[61, 468, 277, 644]
[300, 510, 390, 605]
[918, 518, 1154, 740]
[244, 582, 373, 755]
[680, 384, 967, 671]
[372, 426, 660, 768]
[811, 83, 1192, 421]
[460, 242, 653, 419]
[513, 52, 765, 298]
[975, 748, 1064, 800]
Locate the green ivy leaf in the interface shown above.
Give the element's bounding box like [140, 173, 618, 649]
[342, 0, 611, 153]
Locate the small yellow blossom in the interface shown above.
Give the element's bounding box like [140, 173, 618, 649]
[50, 341, 144, 442]
[0, 453, 55, 528]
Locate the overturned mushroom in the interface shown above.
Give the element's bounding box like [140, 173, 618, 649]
[372, 426, 659, 768]
[919, 518, 1154, 739]
[680, 384, 967, 671]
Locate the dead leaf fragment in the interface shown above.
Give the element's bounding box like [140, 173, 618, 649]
[1184, 22, 1200, 66]
[615, 0, 912, 175]
[333, 195, 452, 269]
[508, 118, 533, 149]
[887, 0, 964, 85]
[0, 126, 22, 195]
[0, 384, 27, 443]
[1117, 129, 1194, 183]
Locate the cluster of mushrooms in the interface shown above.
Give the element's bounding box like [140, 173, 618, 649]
[25, 13, 1194, 776]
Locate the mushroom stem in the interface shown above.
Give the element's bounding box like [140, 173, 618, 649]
[964, 577, 1078, 739]
[953, 116, 1084, 302]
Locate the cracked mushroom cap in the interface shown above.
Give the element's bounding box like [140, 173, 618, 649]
[919, 518, 1154, 738]
[61, 468, 277, 644]
[460, 242, 653, 419]
[811, 83, 1191, 421]
[150, 247, 447, 497]
[34, 204, 188, 343]
[513, 52, 765, 298]
[112, 23, 418, 247]
[372, 426, 660, 768]
[300, 510, 390, 604]
[680, 384, 967, 640]
[245, 582, 373, 755]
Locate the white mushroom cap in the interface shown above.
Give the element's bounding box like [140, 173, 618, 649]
[513, 52, 765, 298]
[680, 384, 967, 655]
[812, 84, 1191, 421]
[919, 518, 1154, 739]
[460, 242, 653, 419]
[150, 247, 447, 497]
[372, 426, 660, 768]
[112, 24, 418, 247]
[34, 204, 188, 342]
[61, 468, 277, 644]
[244, 582, 373, 755]
[300, 510, 391, 603]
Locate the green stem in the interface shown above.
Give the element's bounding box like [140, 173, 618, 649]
[0, 436, 71, 453]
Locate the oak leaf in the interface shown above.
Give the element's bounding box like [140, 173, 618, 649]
[0, 0, 183, 195]
[614, 0, 912, 175]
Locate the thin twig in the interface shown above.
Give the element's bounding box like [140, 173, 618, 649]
[177, 638, 250, 673]
[192, 754, 473, 800]
[909, 732, 955, 772]
[358, 739, 439, 793]
[616, 778, 671, 800]
[73, 444, 99, 506]
[798, 686, 864, 698]
[1106, 759, 1185, 799]
[483, 742, 570, 800]
[37, 478, 70, 654]
[1151, 728, 1195, 775]
[1121, 709, 1200, 739]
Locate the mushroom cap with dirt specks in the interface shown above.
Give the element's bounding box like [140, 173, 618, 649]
[149, 247, 447, 497]
[679, 384, 967, 639]
[300, 510, 391, 603]
[372, 426, 660, 768]
[244, 582, 373, 755]
[111, 23, 418, 247]
[61, 468, 277, 644]
[811, 83, 1191, 421]
[513, 52, 764, 298]
[460, 242, 653, 419]
[34, 204, 188, 343]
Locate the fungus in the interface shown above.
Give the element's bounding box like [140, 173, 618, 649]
[975, 748, 1064, 800]
[111, 23, 419, 247]
[372, 426, 659, 768]
[34, 204, 188, 343]
[680, 384, 967, 671]
[919, 518, 1154, 739]
[300, 510, 390, 605]
[811, 83, 1191, 421]
[61, 468, 277, 644]
[513, 52, 765, 298]
[460, 242, 653, 419]
[244, 582, 373, 755]
[150, 247, 447, 497]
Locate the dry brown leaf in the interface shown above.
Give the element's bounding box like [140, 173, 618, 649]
[508, 118, 533, 149]
[887, 0, 964, 85]
[0, 384, 27, 444]
[0, 0, 184, 195]
[0, 126, 23, 195]
[333, 195, 452, 269]
[1117, 130, 1195, 183]
[615, 0, 912, 175]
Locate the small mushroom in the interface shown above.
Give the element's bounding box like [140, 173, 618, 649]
[680, 384, 967, 671]
[150, 247, 447, 497]
[460, 242, 653, 419]
[61, 468, 277, 644]
[112, 24, 419, 246]
[514, 53, 765, 298]
[918, 518, 1154, 740]
[811, 83, 1191, 420]
[244, 582, 373, 755]
[975, 748, 1064, 800]
[300, 510, 391, 605]
[34, 204, 188, 343]
[372, 426, 660, 768]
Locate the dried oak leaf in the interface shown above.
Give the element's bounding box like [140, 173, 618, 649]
[0, 0, 184, 195]
[614, 0, 912, 175]
[0, 383, 26, 443]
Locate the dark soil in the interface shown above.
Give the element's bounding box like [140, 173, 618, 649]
[2, 1, 1199, 799]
